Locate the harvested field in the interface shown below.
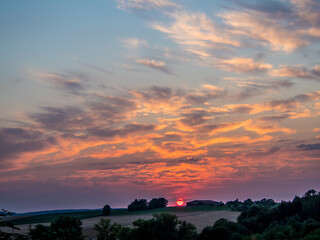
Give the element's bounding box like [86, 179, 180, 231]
[3, 210, 240, 239]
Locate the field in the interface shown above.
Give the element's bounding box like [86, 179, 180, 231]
[5, 206, 231, 225]
[2, 207, 240, 239]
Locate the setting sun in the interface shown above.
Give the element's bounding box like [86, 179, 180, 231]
[176, 200, 184, 206]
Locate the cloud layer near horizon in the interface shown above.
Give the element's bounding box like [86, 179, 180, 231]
[1, 74, 319, 208]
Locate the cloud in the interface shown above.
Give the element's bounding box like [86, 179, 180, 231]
[266, 91, 320, 111]
[185, 85, 227, 105]
[246, 146, 280, 158]
[180, 110, 211, 127]
[291, 0, 320, 27]
[270, 65, 320, 81]
[73, 60, 111, 75]
[30, 106, 91, 133]
[233, 80, 294, 100]
[219, 0, 320, 52]
[133, 85, 173, 101]
[219, 10, 308, 52]
[225, 104, 253, 114]
[217, 57, 272, 74]
[117, 0, 178, 10]
[2, 78, 320, 207]
[122, 38, 148, 48]
[135, 58, 172, 74]
[0, 128, 56, 162]
[36, 71, 85, 93]
[297, 143, 320, 151]
[90, 95, 138, 124]
[4, 0, 320, 209]
[202, 84, 224, 91]
[245, 123, 296, 135]
[224, 90, 320, 118]
[260, 114, 290, 122]
[119, 0, 320, 75]
[232, 0, 294, 17]
[88, 123, 156, 138]
[150, 11, 240, 59]
[198, 120, 251, 134]
[131, 86, 185, 114]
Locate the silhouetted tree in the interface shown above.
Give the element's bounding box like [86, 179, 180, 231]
[29, 224, 55, 240]
[29, 216, 84, 240]
[128, 199, 148, 211]
[243, 198, 254, 206]
[50, 216, 84, 240]
[148, 198, 168, 209]
[131, 213, 197, 240]
[303, 189, 317, 199]
[94, 218, 122, 240]
[178, 220, 197, 240]
[254, 198, 276, 206]
[103, 204, 111, 216]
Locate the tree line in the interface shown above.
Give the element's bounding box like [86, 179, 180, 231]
[1, 190, 320, 239]
[127, 198, 168, 211]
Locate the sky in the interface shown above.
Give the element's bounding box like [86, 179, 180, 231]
[0, 0, 320, 212]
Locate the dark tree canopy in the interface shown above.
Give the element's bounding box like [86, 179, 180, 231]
[103, 204, 111, 216]
[94, 218, 122, 240]
[148, 198, 168, 209]
[29, 216, 84, 240]
[128, 199, 149, 211]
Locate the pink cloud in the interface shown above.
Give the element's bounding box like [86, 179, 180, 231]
[217, 57, 272, 73]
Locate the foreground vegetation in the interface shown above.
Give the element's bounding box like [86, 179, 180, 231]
[1, 189, 319, 239]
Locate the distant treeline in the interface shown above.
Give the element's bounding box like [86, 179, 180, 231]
[225, 197, 276, 211]
[1, 189, 320, 240]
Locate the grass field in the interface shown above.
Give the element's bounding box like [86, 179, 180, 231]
[5, 206, 231, 225]
[2, 208, 240, 239]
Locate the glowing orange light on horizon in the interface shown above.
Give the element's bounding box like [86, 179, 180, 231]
[176, 199, 184, 206]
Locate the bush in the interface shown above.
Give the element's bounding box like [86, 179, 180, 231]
[29, 224, 55, 240]
[50, 216, 84, 240]
[94, 218, 122, 240]
[29, 216, 84, 240]
[131, 213, 197, 240]
[0, 220, 28, 240]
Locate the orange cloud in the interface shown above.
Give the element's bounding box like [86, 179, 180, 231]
[245, 124, 296, 135]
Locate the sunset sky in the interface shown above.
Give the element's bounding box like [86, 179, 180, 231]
[1, 0, 320, 212]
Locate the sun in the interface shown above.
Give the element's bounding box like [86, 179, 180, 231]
[176, 199, 184, 206]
